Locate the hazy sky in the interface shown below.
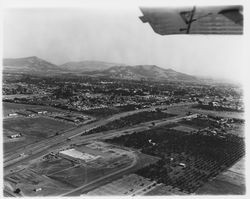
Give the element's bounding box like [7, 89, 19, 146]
[3, 7, 246, 81]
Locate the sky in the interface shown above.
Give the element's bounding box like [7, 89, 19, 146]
[3, 6, 247, 82]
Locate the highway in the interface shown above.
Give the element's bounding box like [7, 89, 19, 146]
[3, 101, 245, 196]
[4, 102, 194, 169]
[4, 111, 190, 176]
[4, 105, 158, 164]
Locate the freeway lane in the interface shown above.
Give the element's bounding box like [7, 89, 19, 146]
[4, 102, 195, 169]
[4, 112, 189, 175]
[4, 104, 160, 164]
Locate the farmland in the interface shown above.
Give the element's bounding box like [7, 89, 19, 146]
[106, 125, 245, 194]
[2, 73, 245, 196]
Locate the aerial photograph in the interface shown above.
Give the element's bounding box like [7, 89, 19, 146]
[2, 0, 246, 197]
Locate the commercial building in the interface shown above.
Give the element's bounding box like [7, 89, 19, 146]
[59, 148, 100, 162]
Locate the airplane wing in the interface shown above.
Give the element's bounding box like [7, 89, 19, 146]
[139, 5, 243, 35]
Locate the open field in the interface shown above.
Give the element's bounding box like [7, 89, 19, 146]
[3, 117, 74, 153]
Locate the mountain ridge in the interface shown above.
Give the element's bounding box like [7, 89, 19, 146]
[60, 60, 125, 72]
[3, 56, 60, 73]
[3, 56, 197, 82]
[91, 65, 196, 81]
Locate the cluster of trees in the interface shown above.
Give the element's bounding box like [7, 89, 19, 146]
[107, 127, 245, 193]
[86, 111, 175, 134]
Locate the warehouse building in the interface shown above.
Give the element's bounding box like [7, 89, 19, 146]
[59, 148, 100, 163]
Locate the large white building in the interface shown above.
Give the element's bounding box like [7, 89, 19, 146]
[59, 148, 100, 162]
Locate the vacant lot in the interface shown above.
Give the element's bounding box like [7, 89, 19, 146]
[3, 117, 74, 153]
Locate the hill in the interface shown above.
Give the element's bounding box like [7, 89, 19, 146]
[60, 61, 124, 72]
[3, 56, 61, 73]
[3, 57, 197, 82]
[84, 65, 196, 81]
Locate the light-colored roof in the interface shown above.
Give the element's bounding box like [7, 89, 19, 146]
[59, 148, 99, 162]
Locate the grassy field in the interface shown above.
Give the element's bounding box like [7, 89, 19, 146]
[3, 117, 74, 153]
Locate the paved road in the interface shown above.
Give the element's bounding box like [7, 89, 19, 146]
[4, 102, 194, 168]
[4, 112, 189, 176]
[4, 105, 159, 164]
